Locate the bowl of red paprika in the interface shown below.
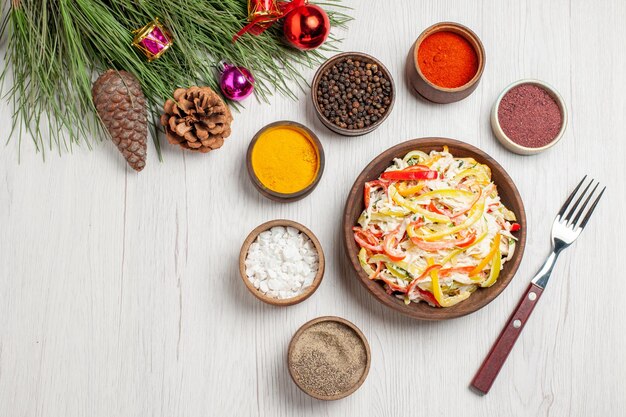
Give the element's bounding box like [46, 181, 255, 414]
[408, 22, 485, 104]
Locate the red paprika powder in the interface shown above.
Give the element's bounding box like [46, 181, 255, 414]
[417, 31, 478, 89]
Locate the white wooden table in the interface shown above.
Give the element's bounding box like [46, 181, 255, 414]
[1, 1, 625, 416]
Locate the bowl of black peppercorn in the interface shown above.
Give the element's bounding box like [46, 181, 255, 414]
[311, 52, 395, 136]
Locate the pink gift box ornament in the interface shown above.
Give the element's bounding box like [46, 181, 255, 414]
[132, 18, 173, 61]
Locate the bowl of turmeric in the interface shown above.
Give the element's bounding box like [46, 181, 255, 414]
[246, 121, 325, 202]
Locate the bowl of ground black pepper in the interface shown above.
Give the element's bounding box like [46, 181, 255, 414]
[491, 79, 567, 155]
[311, 52, 395, 136]
[288, 316, 371, 400]
[408, 22, 485, 103]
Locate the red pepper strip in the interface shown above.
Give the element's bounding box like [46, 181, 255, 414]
[428, 201, 448, 216]
[510, 223, 521, 232]
[455, 229, 477, 248]
[380, 169, 439, 181]
[353, 227, 382, 252]
[383, 234, 406, 261]
[410, 238, 454, 252]
[368, 225, 384, 238]
[406, 264, 442, 295]
[418, 288, 440, 307]
[364, 180, 388, 207]
[439, 265, 475, 277]
[370, 262, 383, 279]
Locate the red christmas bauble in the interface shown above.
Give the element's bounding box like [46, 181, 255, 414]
[283, 4, 330, 50]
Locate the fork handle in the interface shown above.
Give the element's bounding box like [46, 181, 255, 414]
[471, 283, 544, 395]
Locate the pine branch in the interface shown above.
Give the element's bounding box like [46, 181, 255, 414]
[0, 0, 352, 160]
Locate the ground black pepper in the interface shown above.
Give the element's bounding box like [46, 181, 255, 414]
[316, 58, 393, 130]
[289, 321, 368, 398]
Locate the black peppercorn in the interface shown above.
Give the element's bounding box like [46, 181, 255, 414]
[316, 57, 393, 131]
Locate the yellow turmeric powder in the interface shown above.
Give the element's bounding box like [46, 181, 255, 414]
[251, 126, 319, 194]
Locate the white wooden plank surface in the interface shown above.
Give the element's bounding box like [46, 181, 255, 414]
[1, 1, 625, 416]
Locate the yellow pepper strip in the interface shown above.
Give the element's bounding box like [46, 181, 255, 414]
[369, 254, 422, 278]
[402, 150, 429, 164]
[389, 184, 450, 223]
[453, 167, 490, 184]
[398, 182, 425, 197]
[386, 263, 411, 282]
[423, 154, 442, 167]
[481, 243, 502, 287]
[408, 200, 485, 241]
[413, 188, 475, 202]
[470, 233, 501, 278]
[358, 248, 376, 278]
[427, 258, 471, 307]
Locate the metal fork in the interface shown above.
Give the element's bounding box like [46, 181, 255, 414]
[471, 176, 605, 395]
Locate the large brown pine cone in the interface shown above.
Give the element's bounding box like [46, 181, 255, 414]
[161, 87, 233, 153]
[92, 70, 147, 172]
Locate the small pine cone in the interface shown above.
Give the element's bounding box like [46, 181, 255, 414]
[92, 70, 147, 171]
[161, 86, 233, 153]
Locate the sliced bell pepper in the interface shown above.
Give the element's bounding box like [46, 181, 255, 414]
[407, 186, 493, 241]
[398, 182, 425, 197]
[381, 169, 438, 181]
[402, 150, 429, 164]
[510, 223, 521, 232]
[414, 188, 475, 203]
[406, 264, 442, 296]
[408, 201, 484, 241]
[480, 243, 502, 287]
[358, 248, 377, 278]
[383, 233, 406, 261]
[386, 262, 411, 281]
[364, 180, 388, 208]
[389, 184, 450, 223]
[469, 233, 501, 277]
[353, 227, 383, 252]
[453, 166, 491, 185]
[428, 258, 472, 307]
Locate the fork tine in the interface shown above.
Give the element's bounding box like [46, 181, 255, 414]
[571, 182, 599, 226]
[558, 175, 587, 218]
[564, 178, 592, 222]
[578, 186, 606, 229]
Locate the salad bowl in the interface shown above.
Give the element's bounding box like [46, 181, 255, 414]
[342, 138, 526, 320]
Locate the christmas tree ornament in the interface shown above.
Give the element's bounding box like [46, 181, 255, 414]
[219, 63, 255, 101]
[92, 70, 147, 171]
[283, 4, 330, 50]
[132, 18, 173, 61]
[161, 87, 233, 153]
[234, 0, 311, 42]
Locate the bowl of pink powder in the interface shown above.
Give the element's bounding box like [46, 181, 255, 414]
[491, 79, 567, 155]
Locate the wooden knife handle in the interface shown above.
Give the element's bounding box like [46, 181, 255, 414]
[471, 283, 544, 395]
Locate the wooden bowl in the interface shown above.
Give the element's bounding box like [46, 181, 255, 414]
[408, 22, 485, 104]
[311, 52, 395, 136]
[287, 316, 371, 400]
[239, 219, 325, 306]
[246, 121, 325, 202]
[342, 138, 527, 320]
[491, 79, 568, 155]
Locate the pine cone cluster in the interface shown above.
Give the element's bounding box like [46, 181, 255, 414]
[92, 70, 147, 171]
[161, 87, 233, 153]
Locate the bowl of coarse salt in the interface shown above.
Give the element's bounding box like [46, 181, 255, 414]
[239, 219, 325, 306]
